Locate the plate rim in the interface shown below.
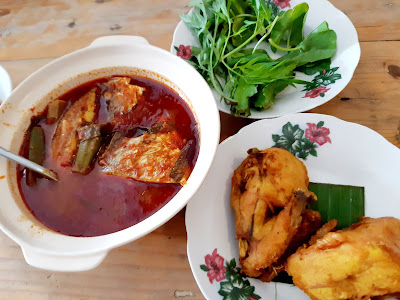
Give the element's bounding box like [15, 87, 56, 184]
[170, 0, 361, 119]
[185, 112, 400, 299]
[0, 65, 13, 104]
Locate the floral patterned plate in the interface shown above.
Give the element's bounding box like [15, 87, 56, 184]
[170, 0, 361, 119]
[186, 113, 400, 299]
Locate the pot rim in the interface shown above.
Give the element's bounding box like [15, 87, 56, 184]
[0, 36, 220, 258]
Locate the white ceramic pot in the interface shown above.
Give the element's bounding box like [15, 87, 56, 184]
[0, 36, 220, 272]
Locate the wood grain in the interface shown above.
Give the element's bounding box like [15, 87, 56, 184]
[0, 0, 399, 299]
[1, 0, 399, 61]
[0, 0, 190, 60]
[311, 40, 400, 148]
[0, 57, 54, 88]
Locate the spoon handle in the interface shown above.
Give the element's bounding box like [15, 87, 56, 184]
[0, 147, 58, 182]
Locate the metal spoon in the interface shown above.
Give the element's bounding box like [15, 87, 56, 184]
[0, 147, 58, 182]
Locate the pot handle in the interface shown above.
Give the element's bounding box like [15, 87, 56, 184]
[21, 246, 108, 272]
[89, 35, 149, 48]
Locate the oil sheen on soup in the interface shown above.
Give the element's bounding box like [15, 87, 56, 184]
[18, 75, 199, 237]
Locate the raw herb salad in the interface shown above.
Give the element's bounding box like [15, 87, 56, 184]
[180, 0, 337, 116]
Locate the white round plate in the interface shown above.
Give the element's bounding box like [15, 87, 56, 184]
[171, 0, 361, 119]
[186, 113, 400, 299]
[0, 65, 12, 104]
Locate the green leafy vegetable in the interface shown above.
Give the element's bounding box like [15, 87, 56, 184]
[254, 80, 289, 109]
[270, 3, 309, 52]
[231, 81, 258, 115]
[308, 182, 365, 229]
[295, 58, 331, 75]
[276, 22, 337, 67]
[180, 0, 338, 116]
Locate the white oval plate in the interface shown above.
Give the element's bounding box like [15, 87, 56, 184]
[186, 113, 400, 299]
[0, 65, 12, 104]
[171, 0, 361, 119]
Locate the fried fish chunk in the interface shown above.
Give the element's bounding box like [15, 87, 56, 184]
[286, 217, 400, 300]
[52, 88, 96, 166]
[103, 77, 145, 117]
[99, 128, 190, 185]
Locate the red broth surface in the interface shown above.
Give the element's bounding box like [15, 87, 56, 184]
[17, 76, 199, 237]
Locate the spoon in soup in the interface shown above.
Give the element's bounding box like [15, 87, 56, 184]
[0, 147, 58, 182]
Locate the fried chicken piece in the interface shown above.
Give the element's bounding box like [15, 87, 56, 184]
[103, 77, 145, 117]
[52, 88, 96, 166]
[231, 148, 309, 240]
[286, 217, 400, 300]
[308, 219, 338, 246]
[231, 148, 315, 278]
[240, 189, 316, 277]
[259, 209, 322, 282]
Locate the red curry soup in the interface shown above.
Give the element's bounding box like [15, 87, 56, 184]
[18, 76, 199, 237]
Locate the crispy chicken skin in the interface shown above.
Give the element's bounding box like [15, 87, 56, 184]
[231, 148, 315, 277]
[231, 148, 309, 240]
[240, 189, 316, 277]
[259, 209, 322, 282]
[52, 88, 96, 166]
[308, 219, 338, 246]
[286, 217, 400, 300]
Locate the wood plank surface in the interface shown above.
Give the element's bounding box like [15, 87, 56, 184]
[0, 0, 190, 61]
[0, 0, 399, 299]
[1, 0, 400, 61]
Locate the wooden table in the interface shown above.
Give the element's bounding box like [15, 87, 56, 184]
[0, 0, 399, 299]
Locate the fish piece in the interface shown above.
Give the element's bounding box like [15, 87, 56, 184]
[77, 123, 103, 141]
[103, 77, 145, 117]
[99, 129, 190, 185]
[286, 217, 400, 300]
[52, 88, 96, 166]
